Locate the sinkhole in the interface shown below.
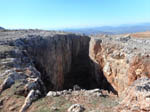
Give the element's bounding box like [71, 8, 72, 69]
[25, 34, 117, 94]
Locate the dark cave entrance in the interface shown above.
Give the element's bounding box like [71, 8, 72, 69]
[63, 49, 99, 90]
[33, 46, 100, 92]
[26, 36, 118, 95]
[33, 49, 117, 95]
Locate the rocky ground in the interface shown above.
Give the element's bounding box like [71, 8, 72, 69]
[130, 31, 150, 38]
[0, 30, 150, 112]
[28, 88, 119, 112]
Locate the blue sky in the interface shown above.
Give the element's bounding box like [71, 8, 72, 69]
[0, 0, 150, 29]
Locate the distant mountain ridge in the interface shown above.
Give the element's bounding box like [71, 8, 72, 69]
[64, 23, 150, 35]
[0, 26, 4, 30]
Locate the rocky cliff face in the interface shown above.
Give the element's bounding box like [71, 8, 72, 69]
[0, 30, 100, 111]
[89, 35, 150, 111]
[115, 77, 150, 112]
[22, 34, 93, 91]
[89, 35, 150, 95]
[0, 30, 97, 92]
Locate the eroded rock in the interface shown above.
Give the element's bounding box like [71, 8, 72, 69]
[115, 77, 150, 112]
[0, 30, 93, 111]
[73, 84, 81, 91]
[89, 36, 150, 95]
[68, 104, 85, 112]
[20, 90, 41, 112]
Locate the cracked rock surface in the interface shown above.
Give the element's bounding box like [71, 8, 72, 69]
[89, 35, 150, 95]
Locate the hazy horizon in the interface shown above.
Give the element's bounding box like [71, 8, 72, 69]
[0, 0, 150, 29]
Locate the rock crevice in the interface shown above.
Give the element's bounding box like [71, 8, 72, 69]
[22, 34, 96, 91]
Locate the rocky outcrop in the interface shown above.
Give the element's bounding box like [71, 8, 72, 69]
[0, 30, 93, 111]
[20, 89, 41, 112]
[21, 34, 91, 91]
[128, 55, 150, 85]
[116, 77, 150, 112]
[89, 35, 150, 95]
[68, 104, 85, 112]
[46, 88, 103, 97]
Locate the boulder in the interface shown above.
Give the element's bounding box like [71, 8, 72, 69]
[68, 104, 85, 112]
[73, 84, 81, 91]
[20, 90, 41, 112]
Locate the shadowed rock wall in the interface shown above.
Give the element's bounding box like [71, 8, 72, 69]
[23, 34, 94, 91]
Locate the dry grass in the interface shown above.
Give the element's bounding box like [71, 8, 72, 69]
[0, 45, 15, 53]
[27, 92, 120, 112]
[130, 31, 150, 38]
[0, 81, 25, 112]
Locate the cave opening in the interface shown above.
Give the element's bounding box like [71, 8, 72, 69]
[32, 44, 101, 92]
[63, 49, 99, 90]
[33, 47, 117, 94]
[33, 53, 100, 92]
[25, 35, 117, 95]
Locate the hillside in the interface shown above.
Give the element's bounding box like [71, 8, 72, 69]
[64, 23, 150, 35]
[130, 31, 150, 38]
[0, 27, 4, 30]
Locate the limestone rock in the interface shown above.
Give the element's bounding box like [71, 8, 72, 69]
[24, 34, 90, 90]
[84, 89, 103, 97]
[0, 76, 14, 93]
[47, 91, 60, 97]
[73, 84, 81, 91]
[115, 77, 150, 112]
[68, 104, 85, 112]
[20, 90, 41, 112]
[89, 36, 150, 95]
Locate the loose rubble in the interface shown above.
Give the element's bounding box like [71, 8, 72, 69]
[47, 88, 103, 97]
